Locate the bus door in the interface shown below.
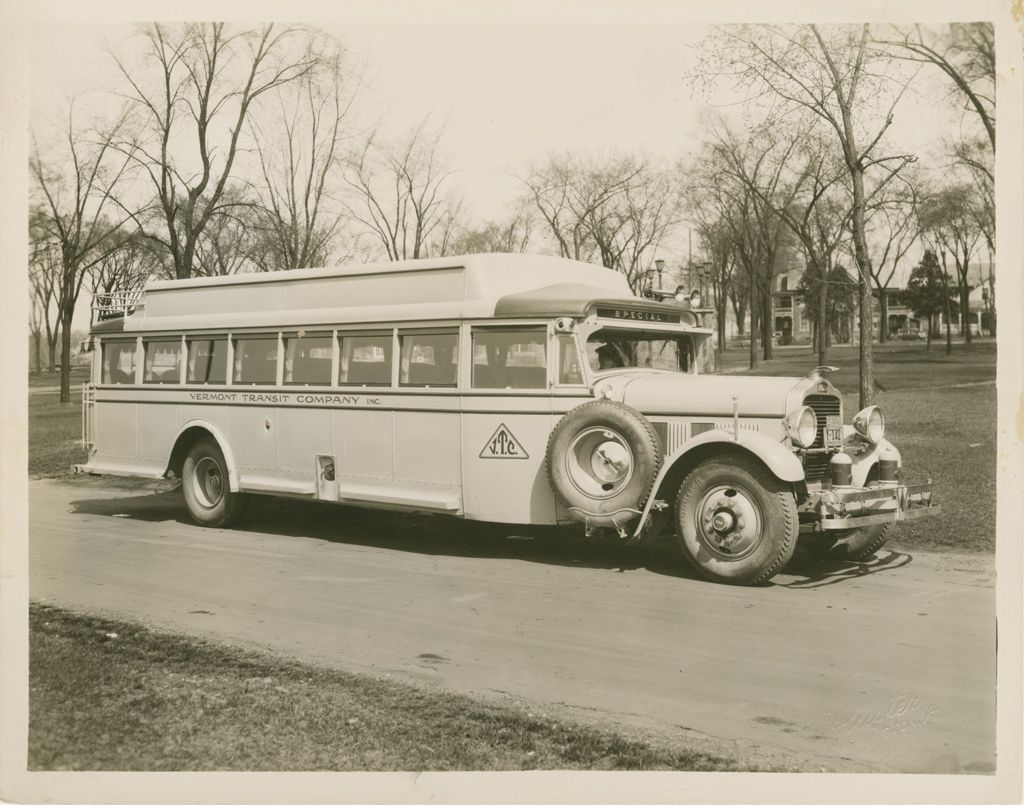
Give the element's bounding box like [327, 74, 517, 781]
[385, 328, 462, 511]
[461, 325, 557, 525]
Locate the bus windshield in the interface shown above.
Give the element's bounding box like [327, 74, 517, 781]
[586, 329, 693, 373]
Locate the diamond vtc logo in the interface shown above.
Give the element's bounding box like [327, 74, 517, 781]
[480, 424, 528, 459]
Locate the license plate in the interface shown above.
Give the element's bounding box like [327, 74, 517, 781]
[825, 416, 842, 445]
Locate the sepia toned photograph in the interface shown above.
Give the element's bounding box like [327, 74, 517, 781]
[1, 1, 1021, 803]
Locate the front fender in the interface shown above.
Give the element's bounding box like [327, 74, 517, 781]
[842, 425, 902, 486]
[633, 429, 803, 536]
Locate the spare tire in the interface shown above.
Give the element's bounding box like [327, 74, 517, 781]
[546, 399, 663, 529]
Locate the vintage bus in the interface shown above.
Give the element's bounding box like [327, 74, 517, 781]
[79, 254, 937, 584]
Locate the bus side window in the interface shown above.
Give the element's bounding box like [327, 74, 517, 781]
[399, 331, 458, 387]
[102, 340, 137, 384]
[186, 337, 228, 384]
[232, 336, 278, 385]
[339, 333, 392, 386]
[283, 332, 332, 386]
[143, 339, 182, 384]
[472, 327, 547, 389]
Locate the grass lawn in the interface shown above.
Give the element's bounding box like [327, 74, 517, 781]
[28, 394, 86, 477]
[28, 603, 774, 772]
[28, 366, 90, 389]
[719, 337, 996, 392]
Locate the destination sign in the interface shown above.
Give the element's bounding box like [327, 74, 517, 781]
[594, 306, 681, 324]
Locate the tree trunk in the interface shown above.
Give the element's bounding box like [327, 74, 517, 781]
[32, 330, 42, 375]
[59, 309, 74, 403]
[926, 314, 932, 350]
[944, 303, 953, 356]
[817, 278, 827, 367]
[178, 238, 195, 280]
[47, 335, 58, 374]
[960, 281, 972, 345]
[878, 288, 889, 343]
[748, 294, 760, 369]
[716, 294, 727, 355]
[731, 293, 747, 336]
[849, 165, 875, 409]
[761, 291, 773, 361]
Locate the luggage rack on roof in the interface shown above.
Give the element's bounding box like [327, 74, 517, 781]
[91, 290, 144, 324]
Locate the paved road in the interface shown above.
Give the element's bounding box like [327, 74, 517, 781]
[29, 479, 996, 773]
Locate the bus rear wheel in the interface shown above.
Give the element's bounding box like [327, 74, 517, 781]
[182, 438, 248, 528]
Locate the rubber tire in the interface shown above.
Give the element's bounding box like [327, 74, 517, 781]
[806, 521, 894, 562]
[546, 399, 662, 527]
[675, 453, 798, 585]
[181, 438, 248, 528]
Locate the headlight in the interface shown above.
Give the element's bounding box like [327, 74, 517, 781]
[853, 405, 885, 444]
[785, 406, 818, 448]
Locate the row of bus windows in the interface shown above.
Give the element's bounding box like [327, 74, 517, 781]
[101, 328, 563, 389]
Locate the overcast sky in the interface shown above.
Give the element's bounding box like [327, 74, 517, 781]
[28, 16, 970, 329]
[30, 20, 958, 219]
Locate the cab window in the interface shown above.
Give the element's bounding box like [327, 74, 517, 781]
[399, 330, 458, 387]
[143, 339, 182, 384]
[472, 327, 547, 389]
[102, 340, 137, 384]
[586, 329, 692, 372]
[339, 332, 392, 386]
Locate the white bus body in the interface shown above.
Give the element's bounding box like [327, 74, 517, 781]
[78, 253, 937, 584]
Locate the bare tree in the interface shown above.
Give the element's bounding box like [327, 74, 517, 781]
[862, 178, 919, 342]
[113, 23, 323, 279]
[250, 51, 355, 270]
[685, 202, 737, 356]
[88, 230, 160, 298]
[703, 23, 918, 407]
[30, 109, 136, 402]
[918, 183, 982, 346]
[879, 22, 995, 322]
[187, 189, 262, 276]
[447, 204, 535, 256]
[523, 153, 681, 293]
[877, 23, 994, 149]
[343, 120, 461, 261]
[28, 226, 61, 375]
[690, 121, 806, 366]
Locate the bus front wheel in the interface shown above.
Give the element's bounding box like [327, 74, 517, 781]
[182, 438, 248, 528]
[674, 454, 797, 585]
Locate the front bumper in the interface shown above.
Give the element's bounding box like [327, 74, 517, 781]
[798, 481, 939, 533]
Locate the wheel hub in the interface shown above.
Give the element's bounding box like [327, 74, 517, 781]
[565, 427, 635, 499]
[192, 456, 225, 509]
[696, 485, 762, 559]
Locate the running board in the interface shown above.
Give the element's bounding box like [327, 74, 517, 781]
[335, 482, 461, 512]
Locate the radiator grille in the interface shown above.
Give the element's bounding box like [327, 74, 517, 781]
[802, 393, 842, 482]
[803, 452, 831, 482]
[803, 393, 842, 449]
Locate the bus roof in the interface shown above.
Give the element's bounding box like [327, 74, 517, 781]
[107, 254, 695, 332]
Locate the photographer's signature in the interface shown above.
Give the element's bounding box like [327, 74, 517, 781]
[827, 691, 940, 737]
